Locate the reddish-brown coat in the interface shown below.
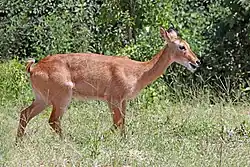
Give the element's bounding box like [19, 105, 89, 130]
[17, 27, 200, 139]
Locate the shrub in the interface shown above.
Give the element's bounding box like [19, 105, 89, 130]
[0, 59, 32, 105]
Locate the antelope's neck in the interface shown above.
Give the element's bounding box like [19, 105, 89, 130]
[138, 46, 173, 89]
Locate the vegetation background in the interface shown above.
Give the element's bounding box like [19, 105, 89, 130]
[0, 0, 250, 166]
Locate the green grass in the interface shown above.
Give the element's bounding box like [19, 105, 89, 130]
[0, 97, 250, 167]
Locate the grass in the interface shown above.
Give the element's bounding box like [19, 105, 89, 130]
[0, 60, 250, 166]
[0, 95, 250, 167]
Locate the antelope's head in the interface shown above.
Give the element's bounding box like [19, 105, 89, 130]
[160, 27, 200, 72]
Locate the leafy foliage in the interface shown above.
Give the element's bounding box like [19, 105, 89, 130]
[0, 59, 32, 105]
[0, 0, 250, 99]
[203, 0, 250, 94]
[0, 0, 90, 58]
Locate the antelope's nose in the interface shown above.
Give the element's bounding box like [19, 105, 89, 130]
[196, 60, 201, 67]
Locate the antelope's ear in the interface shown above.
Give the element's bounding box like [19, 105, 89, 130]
[160, 27, 171, 42]
[166, 28, 178, 41]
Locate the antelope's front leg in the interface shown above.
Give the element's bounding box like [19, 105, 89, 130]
[108, 100, 127, 135]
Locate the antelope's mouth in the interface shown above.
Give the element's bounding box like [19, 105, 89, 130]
[190, 62, 198, 70]
[186, 62, 200, 73]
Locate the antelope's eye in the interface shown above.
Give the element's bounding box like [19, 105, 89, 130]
[179, 45, 186, 50]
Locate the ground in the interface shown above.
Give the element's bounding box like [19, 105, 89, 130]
[0, 95, 250, 167]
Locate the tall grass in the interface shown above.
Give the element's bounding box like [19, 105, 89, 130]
[0, 60, 250, 166]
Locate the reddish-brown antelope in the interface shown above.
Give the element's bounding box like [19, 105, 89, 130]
[17, 27, 200, 138]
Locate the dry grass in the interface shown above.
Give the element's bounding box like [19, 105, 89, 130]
[0, 98, 250, 167]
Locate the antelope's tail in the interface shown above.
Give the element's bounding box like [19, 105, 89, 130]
[26, 58, 35, 74]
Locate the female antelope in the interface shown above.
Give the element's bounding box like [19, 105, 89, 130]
[17, 27, 200, 138]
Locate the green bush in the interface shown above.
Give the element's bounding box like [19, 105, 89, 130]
[0, 0, 250, 99]
[0, 0, 90, 59]
[0, 59, 32, 105]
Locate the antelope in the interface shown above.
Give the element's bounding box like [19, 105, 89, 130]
[17, 27, 200, 139]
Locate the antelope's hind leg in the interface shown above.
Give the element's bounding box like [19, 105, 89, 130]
[17, 98, 47, 139]
[48, 83, 73, 138]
